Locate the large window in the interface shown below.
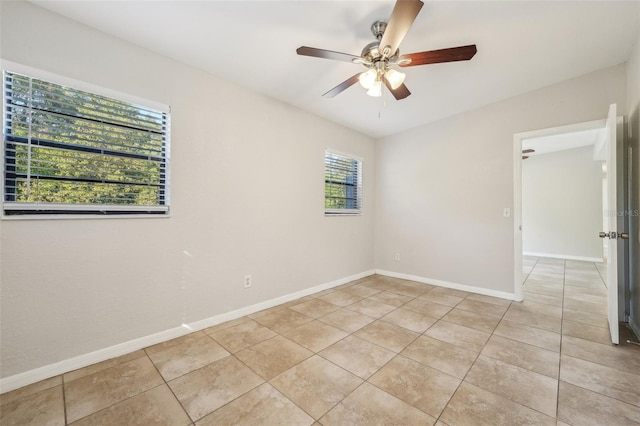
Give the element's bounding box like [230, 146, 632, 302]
[3, 70, 170, 216]
[324, 149, 362, 215]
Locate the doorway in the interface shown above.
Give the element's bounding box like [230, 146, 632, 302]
[513, 115, 629, 344]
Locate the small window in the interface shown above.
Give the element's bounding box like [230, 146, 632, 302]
[324, 149, 362, 215]
[2, 70, 170, 216]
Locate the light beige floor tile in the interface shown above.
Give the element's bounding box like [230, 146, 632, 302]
[523, 291, 564, 307]
[440, 382, 556, 426]
[367, 290, 413, 307]
[510, 300, 563, 319]
[402, 298, 452, 318]
[168, 355, 263, 422]
[209, 319, 277, 353]
[248, 305, 286, 319]
[564, 292, 607, 305]
[342, 284, 382, 298]
[418, 291, 464, 307]
[369, 355, 460, 418]
[503, 306, 562, 333]
[317, 290, 362, 307]
[562, 319, 611, 345]
[562, 308, 608, 329]
[354, 320, 419, 352]
[441, 308, 501, 334]
[558, 381, 640, 425]
[71, 384, 191, 426]
[424, 320, 491, 352]
[564, 285, 606, 297]
[65, 356, 164, 423]
[0, 376, 61, 407]
[481, 335, 560, 379]
[561, 335, 640, 375]
[379, 308, 437, 333]
[319, 382, 436, 425]
[319, 335, 395, 379]
[465, 293, 512, 307]
[528, 273, 564, 284]
[270, 355, 362, 419]
[280, 296, 316, 309]
[456, 299, 508, 319]
[560, 354, 640, 407]
[386, 283, 431, 298]
[522, 283, 564, 298]
[563, 299, 607, 316]
[282, 320, 348, 352]
[494, 320, 561, 352]
[428, 287, 470, 298]
[235, 335, 313, 380]
[345, 299, 396, 319]
[148, 334, 230, 381]
[401, 335, 478, 379]
[196, 383, 314, 426]
[145, 332, 208, 355]
[203, 316, 251, 335]
[318, 308, 376, 333]
[289, 299, 341, 319]
[0, 386, 64, 426]
[465, 355, 558, 417]
[563, 279, 605, 288]
[253, 308, 314, 333]
[64, 350, 147, 383]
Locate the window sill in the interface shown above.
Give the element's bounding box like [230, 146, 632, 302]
[1, 213, 171, 221]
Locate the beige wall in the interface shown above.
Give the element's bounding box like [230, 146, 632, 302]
[626, 13, 640, 335]
[375, 65, 626, 294]
[522, 146, 603, 260]
[0, 1, 375, 379]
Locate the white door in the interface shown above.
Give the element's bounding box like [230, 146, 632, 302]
[604, 103, 619, 345]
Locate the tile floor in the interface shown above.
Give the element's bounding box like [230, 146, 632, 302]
[2, 257, 640, 425]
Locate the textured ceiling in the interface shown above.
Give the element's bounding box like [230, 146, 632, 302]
[31, 0, 640, 138]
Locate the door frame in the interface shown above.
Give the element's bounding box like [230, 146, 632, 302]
[512, 119, 607, 302]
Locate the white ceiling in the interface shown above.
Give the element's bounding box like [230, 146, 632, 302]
[30, 0, 640, 138]
[523, 128, 604, 157]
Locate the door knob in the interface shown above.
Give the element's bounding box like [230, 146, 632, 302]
[619, 232, 629, 239]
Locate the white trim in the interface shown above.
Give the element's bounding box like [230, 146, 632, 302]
[0, 269, 375, 394]
[523, 252, 604, 263]
[375, 269, 516, 301]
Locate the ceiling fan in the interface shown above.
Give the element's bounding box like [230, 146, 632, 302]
[296, 0, 477, 100]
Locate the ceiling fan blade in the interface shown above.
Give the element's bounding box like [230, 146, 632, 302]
[378, 0, 424, 58]
[383, 76, 411, 100]
[522, 149, 535, 154]
[399, 44, 477, 67]
[323, 74, 361, 98]
[297, 46, 360, 63]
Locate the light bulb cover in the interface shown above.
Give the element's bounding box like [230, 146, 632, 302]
[385, 68, 406, 90]
[367, 80, 382, 97]
[358, 69, 377, 89]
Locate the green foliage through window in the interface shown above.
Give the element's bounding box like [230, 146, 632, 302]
[3, 71, 169, 215]
[325, 150, 362, 214]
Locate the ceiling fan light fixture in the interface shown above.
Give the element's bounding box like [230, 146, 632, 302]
[385, 68, 405, 89]
[358, 69, 377, 89]
[367, 80, 382, 97]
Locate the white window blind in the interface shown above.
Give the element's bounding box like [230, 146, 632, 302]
[3, 70, 170, 216]
[324, 149, 362, 215]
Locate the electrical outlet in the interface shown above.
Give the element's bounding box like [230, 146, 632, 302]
[244, 275, 252, 288]
[394, 253, 400, 261]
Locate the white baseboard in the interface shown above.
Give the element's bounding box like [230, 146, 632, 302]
[523, 252, 604, 263]
[0, 269, 375, 394]
[375, 269, 516, 301]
